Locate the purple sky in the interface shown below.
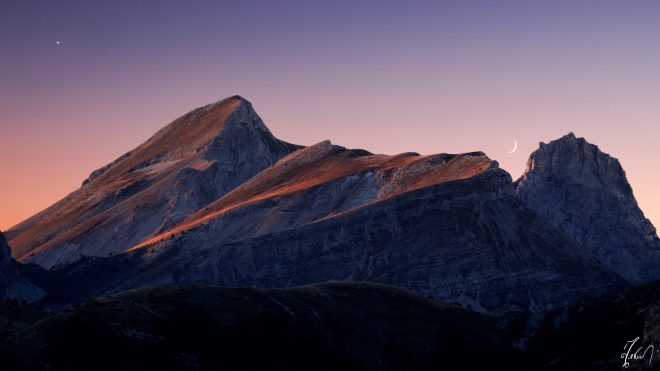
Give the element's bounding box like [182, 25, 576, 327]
[1, 0, 660, 230]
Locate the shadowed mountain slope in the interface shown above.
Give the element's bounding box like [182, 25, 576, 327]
[0, 232, 45, 303]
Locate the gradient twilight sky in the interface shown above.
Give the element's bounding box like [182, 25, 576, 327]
[1, 0, 659, 231]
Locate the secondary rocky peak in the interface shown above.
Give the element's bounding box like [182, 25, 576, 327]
[517, 133, 659, 282]
[524, 133, 631, 197]
[275, 140, 335, 167]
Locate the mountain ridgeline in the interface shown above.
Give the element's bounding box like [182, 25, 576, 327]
[4, 96, 658, 315]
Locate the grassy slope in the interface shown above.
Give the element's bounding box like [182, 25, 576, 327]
[0, 300, 46, 341]
[0, 282, 521, 371]
[528, 280, 660, 370]
[3, 281, 660, 370]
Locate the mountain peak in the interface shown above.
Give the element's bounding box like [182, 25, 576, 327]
[9, 96, 301, 267]
[525, 133, 629, 195]
[199, 95, 249, 112]
[517, 133, 659, 282]
[539, 132, 579, 148]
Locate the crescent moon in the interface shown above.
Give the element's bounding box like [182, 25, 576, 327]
[507, 139, 518, 154]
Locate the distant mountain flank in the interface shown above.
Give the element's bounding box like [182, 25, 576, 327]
[0, 231, 45, 303]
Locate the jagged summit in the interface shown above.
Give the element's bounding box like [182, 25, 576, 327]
[517, 133, 659, 282]
[526, 132, 631, 197]
[546, 131, 576, 143]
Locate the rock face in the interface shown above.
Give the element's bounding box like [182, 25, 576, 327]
[42, 144, 624, 315]
[516, 133, 660, 282]
[0, 232, 45, 303]
[6, 96, 300, 268]
[128, 141, 495, 252]
[148, 164, 622, 314]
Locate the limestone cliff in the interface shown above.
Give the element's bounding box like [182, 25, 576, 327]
[516, 133, 660, 282]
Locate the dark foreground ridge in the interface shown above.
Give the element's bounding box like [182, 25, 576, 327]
[0, 283, 523, 371]
[2, 281, 659, 371]
[0, 232, 44, 303]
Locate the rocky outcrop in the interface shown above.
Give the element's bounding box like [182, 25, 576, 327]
[516, 133, 660, 282]
[0, 232, 45, 303]
[7, 96, 300, 268]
